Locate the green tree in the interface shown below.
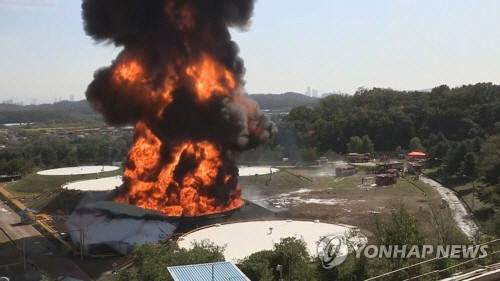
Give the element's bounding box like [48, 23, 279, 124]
[394, 145, 402, 154]
[492, 212, 500, 236]
[478, 135, 500, 185]
[361, 135, 374, 154]
[371, 203, 424, 280]
[238, 250, 275, 281]
[115, 241, 225, 281]
[408, 137, 425, 151]
[298, 146, 318, 163]
[347, 136, 363, 153]
[445, 142, 467, 176]
[316, 248, 368, 281]
[426, 132, 449, 161]
[272, 237, 316, 280]
[316, 261, 338, 281]
[477, 184, 500, 207]
[461, 152, 477, 178]
[238, 237, 317, 281]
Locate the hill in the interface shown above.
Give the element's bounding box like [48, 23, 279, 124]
[0, 100, 100, 124]
[248, 92, 319, 111]
[0, 92, 319, 123]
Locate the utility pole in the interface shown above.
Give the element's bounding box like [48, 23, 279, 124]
[22, 238, 26, 271]
[80, 229, 85, 261]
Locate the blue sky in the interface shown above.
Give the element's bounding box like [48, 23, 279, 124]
[1, 0, 499, 104]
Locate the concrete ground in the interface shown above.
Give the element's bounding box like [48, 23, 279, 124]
[0, 200, 91, 281]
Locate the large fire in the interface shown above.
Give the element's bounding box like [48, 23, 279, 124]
[113, 55, 245, 217]
[83, 0, 275, 217]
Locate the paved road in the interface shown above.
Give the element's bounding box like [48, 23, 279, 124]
[0, 200, 91, 280]
[0, 229, 10, 244]
[0, 201, 42, 241]
[0, 227, 20, 267]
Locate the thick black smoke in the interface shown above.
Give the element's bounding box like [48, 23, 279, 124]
[82, 0, 276, 212]
[82, 0, 275, 150]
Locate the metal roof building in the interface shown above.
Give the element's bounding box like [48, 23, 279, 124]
[167, 262, 250, 281]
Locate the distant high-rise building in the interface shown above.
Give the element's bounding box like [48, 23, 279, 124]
[2, 99, 13, 104]
[70, 94, 75, 102]
[312, 88, 318, 98]
[306, 86, 311, 97]
[31, 98, 37, 105]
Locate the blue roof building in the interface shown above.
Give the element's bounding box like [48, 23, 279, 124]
[167, 262, 250, 281]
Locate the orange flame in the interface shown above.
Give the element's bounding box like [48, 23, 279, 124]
[112, 60, 175, 119]
[115, 123, 243, 217]
[114, 60, 143, 83]
[186, 54, 237, 101]
[113, 54, 245, 217]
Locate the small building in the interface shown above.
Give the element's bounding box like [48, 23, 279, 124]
[335, 165, 358, 177]
[346, 153, 371, 163]
[375, 162, 404, 174]
[407, 151, 426, 161]
[317, 157, 328, 166]
[408, 162, 424, 174]
[375, 174, 397, 186]
[167, 262, 250, 281]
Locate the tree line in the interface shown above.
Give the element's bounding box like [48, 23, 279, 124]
[0, 131, 131, 175]
[0, 100, 101, 124]
[271, 83, 500, 206]
[275, 83, 499, 154]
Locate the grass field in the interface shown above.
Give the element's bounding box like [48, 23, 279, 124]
[1, 169, 121, 214]
[4, 170, 121, 197]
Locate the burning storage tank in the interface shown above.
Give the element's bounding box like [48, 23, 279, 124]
[68, 0, 276, 252]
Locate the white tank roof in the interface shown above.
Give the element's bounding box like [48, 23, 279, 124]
[178, 219, 361, 262]
[62, 176, 123, 191]
[37, 165, 119, 176]
[238, 166, 279, 176]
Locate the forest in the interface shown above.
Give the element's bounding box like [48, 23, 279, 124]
[269, 83, 500, 208]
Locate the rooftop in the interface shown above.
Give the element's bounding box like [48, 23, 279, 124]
[167, 262, 249, 281]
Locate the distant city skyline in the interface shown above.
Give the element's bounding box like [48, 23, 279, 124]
[1, 1, 500, 104]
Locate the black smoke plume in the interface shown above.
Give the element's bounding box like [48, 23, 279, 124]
[82, 0, 275, 149]
[82, 0, 276, 215]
